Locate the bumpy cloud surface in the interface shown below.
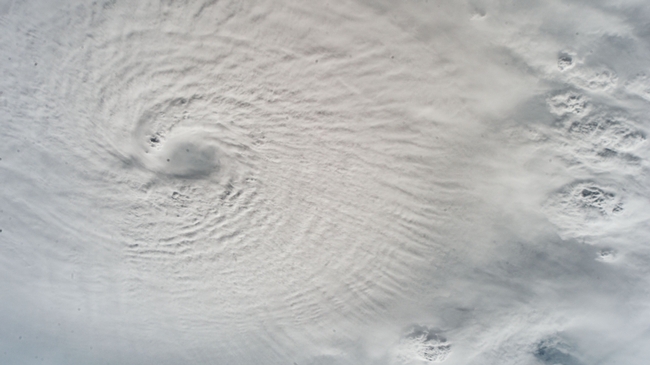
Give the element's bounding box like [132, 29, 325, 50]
[1, 1, 650, 364]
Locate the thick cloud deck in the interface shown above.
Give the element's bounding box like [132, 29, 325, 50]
[2, 1, 650, 365]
